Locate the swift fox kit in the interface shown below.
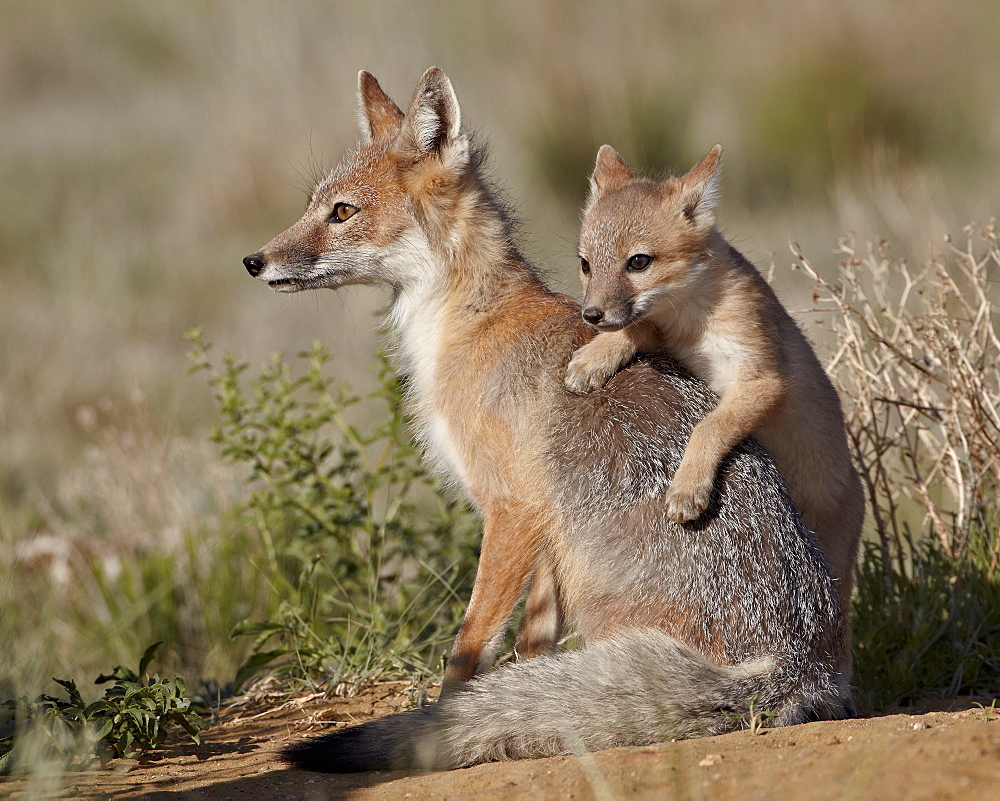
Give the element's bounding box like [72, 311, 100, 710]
[244, 68, 851, 771]
[566, 144, 864, 610]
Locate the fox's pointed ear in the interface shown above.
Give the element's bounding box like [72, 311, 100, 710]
[586, 145, 634, 210]
[677, 144, 722, 226]
[591, 145, 635, 193]
[357, 71, 404, 146]
[394, 67, 468, 166]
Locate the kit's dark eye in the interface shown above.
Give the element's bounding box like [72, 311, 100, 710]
[329, 202, 358, 223]
[627, 253, 652, 271]
[580, 257, 590, 275]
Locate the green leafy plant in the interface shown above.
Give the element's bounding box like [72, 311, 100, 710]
[187, 332, 481, 695]
[0, 642, 208, 774]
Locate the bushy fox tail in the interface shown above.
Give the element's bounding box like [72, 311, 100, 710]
[280, 629, 850, 772]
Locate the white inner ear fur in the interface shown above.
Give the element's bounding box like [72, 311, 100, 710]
[357, 105, 376, 146]
[695, 169, 721, 213]
[684, 156, 722, 226]
[410, 82, 463, 156]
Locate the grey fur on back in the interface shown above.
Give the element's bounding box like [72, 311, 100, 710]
[544, 353, 844, 668]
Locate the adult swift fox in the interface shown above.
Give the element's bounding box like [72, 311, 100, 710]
[243, 67, 851, 771]
[566, 144, 865, 614]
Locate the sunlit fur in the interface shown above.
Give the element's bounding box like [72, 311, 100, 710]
[246, 68, 852, 772]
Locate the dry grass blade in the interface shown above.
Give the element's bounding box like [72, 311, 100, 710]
[791, 219, 1000, 570]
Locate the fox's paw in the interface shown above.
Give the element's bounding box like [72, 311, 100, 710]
[665, 475, 714, 523]
[565, 346, 618, 394]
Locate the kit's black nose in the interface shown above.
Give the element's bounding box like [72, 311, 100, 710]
[582, 306, 604, 325]
[243, 253, 265, 276]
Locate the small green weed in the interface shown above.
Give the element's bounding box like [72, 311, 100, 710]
[0, 642, 207, 775]
[972, 699, 998, 722]
[723, 694, 778, 735]
[746, 696, 779, 735]
[188, 333, 481, 695]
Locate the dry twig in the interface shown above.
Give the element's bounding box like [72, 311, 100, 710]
[789, 219, 999, 571]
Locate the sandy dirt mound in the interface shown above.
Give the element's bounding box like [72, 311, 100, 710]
[9, 686, 999, 800]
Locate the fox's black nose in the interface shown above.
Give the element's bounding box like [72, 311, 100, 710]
[582, 306, 604, 325]
[243, 253, 265, 277]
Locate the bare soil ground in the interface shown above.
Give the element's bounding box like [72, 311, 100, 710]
[7, 686, 999, 800]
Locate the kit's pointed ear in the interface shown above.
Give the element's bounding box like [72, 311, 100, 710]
[393, 67, 469, 168]
[586, 145, 634, 211]
[357, 71, 404, 146]
[677, 144, 722, 227]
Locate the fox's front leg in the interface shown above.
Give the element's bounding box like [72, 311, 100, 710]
[441, 504, 549, 697]
[666, 374, 785, 522]
[565, 322, 658, 393]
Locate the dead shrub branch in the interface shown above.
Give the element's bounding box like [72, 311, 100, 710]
[789, 219, 999, 574]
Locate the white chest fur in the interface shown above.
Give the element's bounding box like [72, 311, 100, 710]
[690, 330, 748, 396]
[390, 266, 470, 490]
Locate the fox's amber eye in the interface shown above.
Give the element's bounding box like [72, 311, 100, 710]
[580, 257, 590, 275]
[627, 253, 652, 271]
[328, 203, 358, 223]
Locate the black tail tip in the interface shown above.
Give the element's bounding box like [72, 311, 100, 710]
[280, 735, 335, 772]
[279, 726, 397, 774]
[280, 705, 440, 773]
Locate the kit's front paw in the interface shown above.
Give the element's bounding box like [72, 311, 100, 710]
[565, 344, 617, 394]
[665, 470, 714, 523]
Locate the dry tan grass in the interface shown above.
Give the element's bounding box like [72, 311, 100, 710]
[790, 220, 1000, 568]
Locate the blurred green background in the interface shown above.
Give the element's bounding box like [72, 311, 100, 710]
[1, 0, 998, 690]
